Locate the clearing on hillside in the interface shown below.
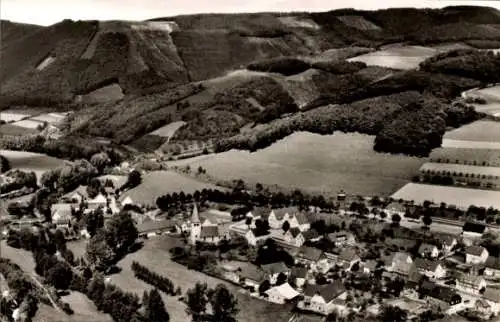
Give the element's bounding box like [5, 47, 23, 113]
[465, 86, 500, 116]
[1, 150, 67, 181]
[277, 16, 321, 30]
[30, 112, 68, 126]
[150, 121, 187, 139]
[173, 132, 427, 196]
[118, 171, 223, 205]
[336, 15, 382, 30]
[11, 119, 44, 129]
[0, 111, 31, 122]
[443, 120, 500, 142]
[76, 83, 125, 104]
[391, 183, 500, 210]
[347, 46, 437, 70]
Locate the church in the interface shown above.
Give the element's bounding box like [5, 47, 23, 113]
[189, 203, 231, 245]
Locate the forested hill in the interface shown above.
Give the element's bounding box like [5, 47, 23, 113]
[2, 6, 500, 157]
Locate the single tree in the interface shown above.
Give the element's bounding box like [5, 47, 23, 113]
[422, 215, 432, 228]
[186, 282, 208, 321]
[209, 284, 239, 322]
[143, 289, 169, 322]
[90, 152, 111, 173]
[105, 211, 138, 253]
[282, 221, 290, 232]
[258, 280, 271, 295]
[276, 272, 287, 285]
[85, 231, 115, 271]
[391, 214, 401, 226]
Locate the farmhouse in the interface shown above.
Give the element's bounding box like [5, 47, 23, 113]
[465, 246, 489, 264]
[331, 248, 360, 270]
[418, 243, 439, 259]
[268, 207, 298, 229]
[51, 203, 73, 228]
[137, 219, 174, 238]
[439, 235, 457, 253]
[413, 258, 446, 279]
[456, 273, 486, 295]
[423, 283, 462, 313]
[265, 283, 300, 304]
[288, 212, 311, 232]
[295, 246, 323, 269]
[87, 193, 107, 210]
[386, 252, 413, 276]
[272, 227, 305, 247]
[244, 228, 269, 246]
[246, 207, 271, 220]
[290, 267, 308, 288]
[485, 256, 500, 279]
[262, 262, 290, 285]
[462, 222, 487, 239]
[62, 185, 88, 204]
[239, 264, 266, 290]
[297, 282, 347, 315]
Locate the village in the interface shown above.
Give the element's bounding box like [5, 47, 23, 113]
[3, 161, 500, 322]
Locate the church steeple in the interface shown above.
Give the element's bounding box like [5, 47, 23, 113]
[191, 203, 200, 224]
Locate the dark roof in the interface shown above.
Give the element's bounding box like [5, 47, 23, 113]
[465, 245, 487, 257]
[408, 271, 424, 283]
[339, 248, 359, 262]
[298, 246, 323, 262]
[302, 229, 320, 241]
[137, 219, 173, 233]
[414, 258, 442, 272]
[295, 213, 309, 225]
[427, 284, 461, 304]
[261, 262, 289, 275]
[240, 265, 266, 282]
[485, 256, 500, 270]
[463, 222, 486, 233]
[484, 287, 500, 303]
[303, 282, 346, 302]
[291, 267, 308, 279]
[200, 226, 219, 238]
[288, 227, 302, 238]
[250, 207, 271, 218]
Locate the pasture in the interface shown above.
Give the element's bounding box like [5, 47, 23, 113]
[118, 171, 223, 205]
[0, 111, 31, 122]
[12, 119, 44, 129]
[0, 123, 38, 135]
[1, 150, 67, 182]
[430, 147, 500, 166]
[444, 120, 500, 142]
[347, 45, 436, 70]
[419, 162, 500, 177]
[111, 235, 293, 322]
[466, 86, 500, 116]
[173, 132, 427, 196]
[391, 183, 500, 209]
[441, 139, 500, 150]
[30, 112, 67, 125]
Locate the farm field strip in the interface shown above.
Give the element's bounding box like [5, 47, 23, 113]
[150, 121, 187, 138]
[430, 147, 500, 165]
[347, 46, 437, 70]
[441, 139, 500, 150]
[12, 119, 44, 129]
[391, 183, 500, 209]
[0, 111, 32, 122]
[0, 123, 38, 135]
[443, 120, 500, 142]
[419, 162, 500, 176]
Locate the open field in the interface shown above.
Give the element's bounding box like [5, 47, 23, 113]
[173, 132, 427, 197]
[430, 147, 500, 166]
[118, 171, 224, 205]
[60, 291, 113, 322]
[1, 150, 67, 182]
[465, 86, 500, 116]
[391, 183, 500, 209]
[150, 121, 187, 138]
[0, 111, 31, 122]
[0, 123, 39, 135]
[444, 120, 500, 142]
[111, 235, 293, 322]
[419, 162, 500, 177]
[347, 45, 436, 70]
[0, 241, 36, 272]
[12, 119, 44, 129]
[441, 139, 500, 150]
[30, 112, 67, 125]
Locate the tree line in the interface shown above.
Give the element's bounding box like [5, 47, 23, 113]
[131, 261, 179, 296]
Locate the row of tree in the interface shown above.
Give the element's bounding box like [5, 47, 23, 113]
[131, 261, 179, 296]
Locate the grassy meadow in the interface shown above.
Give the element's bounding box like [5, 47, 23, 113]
[1, 149, 67, 182]
[173, 132, 428, 196]
[347, 45, 437, 70]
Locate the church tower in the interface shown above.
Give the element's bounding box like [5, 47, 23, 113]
[189, 203, 201, 245]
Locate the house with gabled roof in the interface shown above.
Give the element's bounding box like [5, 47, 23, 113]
[485, 256, 500, 279]
[239, 264, 266, 290]
[246, 207, 271, 220]
[288, 212, 311, 232]
[290, 267, 308, 288]
[327, 247, 360, 271]
[265, 283, 300, 304]
[465, 245, 489, 264]
[261, 262, 290, 285]
[439, 235, 457, 253]
[244, 228, 269, 246]
[269, 207, 298, 229]
[418, 243, 439, 259]
[296, 246, 324, 269]
[137, 219, 174, 238]
[386, 252, 413, 276]
[62, 185, 88, 204]
[297, 282, 347, 315]
[88, 193, 107, 210]
[456, 273, 486, 295]
[413, 258, 446, 279]
[423, 283, 462, 314]
[272, 227, 305, 247]
[51, 203, 73, 228]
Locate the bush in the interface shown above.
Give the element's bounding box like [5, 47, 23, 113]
[247, 57, 311, 76]
[131, 261, 177, 296]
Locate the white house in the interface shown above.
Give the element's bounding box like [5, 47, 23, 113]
[290, 267, 308, 288]
[386, 252, 413, 276]
[239, 265, 266, 291]
[440, 236, 457, 253]
[62, 185, 88, 204]
[418, 243, 439, 259]
[456, 274, 486, 295]
[51, 203, 72, 228]
[261, 262, 290, 285]
[265, 283, 300, 304]
[413, 258, 446, 279]
[465, 246, 489, 264]
[272, 228, 305, 248]
[288, 212, 311, 232]
[87, 193, 107, 210]
[121, 196, 134, 207]
[295, 246, 324, 270]
[297, 282, 347, 315]
[268, 207, 298, 229]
